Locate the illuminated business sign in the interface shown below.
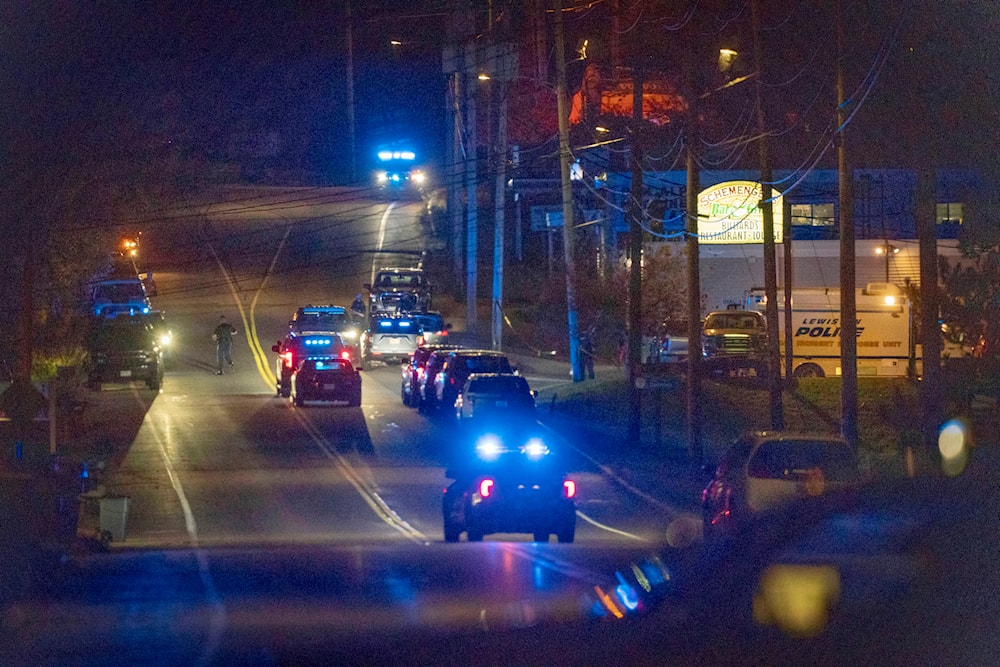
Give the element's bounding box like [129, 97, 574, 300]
[697, 180, 783, 244]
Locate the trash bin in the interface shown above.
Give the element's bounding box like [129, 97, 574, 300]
[99, 496, 130, 543]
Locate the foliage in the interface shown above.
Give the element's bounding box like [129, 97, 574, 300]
[499, 239, 689, 360]
[938, 183, 1000, 360]
[639, 244, 688, 335]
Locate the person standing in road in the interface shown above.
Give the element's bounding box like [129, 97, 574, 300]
[213, 315, 237, 375]
[351, 293, 366, 324]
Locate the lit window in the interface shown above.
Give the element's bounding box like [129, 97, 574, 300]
[791, 203, 835, 227]
[936, 203, 963, 225]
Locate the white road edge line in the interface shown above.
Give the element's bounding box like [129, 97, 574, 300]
[575, 510, 648, 542]
[371, 203, 396, 284]
[131, 392, 227, 666]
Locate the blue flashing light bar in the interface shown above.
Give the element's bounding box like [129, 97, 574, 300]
[302, 306, 345, 314]
[378, 150, 416, 162]
[304, 338, 334, 346]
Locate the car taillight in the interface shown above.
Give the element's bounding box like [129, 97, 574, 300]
[417, 335, 425, 346]
[340, 350, 351, 360]
[479, 478, 495, 498]
[283, 351, 294, 368]
[563, 480, 576, 498]
[438, 329, 448, 337]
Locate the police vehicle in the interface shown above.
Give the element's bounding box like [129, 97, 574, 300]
[442, 428, 577, 543]
[373, 148, 427, 199]
[272, 332, 352, 398]
[290, 357, 362, 408]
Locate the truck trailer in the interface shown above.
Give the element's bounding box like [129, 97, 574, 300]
[748, 283, 915, 378]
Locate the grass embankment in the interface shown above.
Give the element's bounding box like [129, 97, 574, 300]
[540, 374, 995, 477]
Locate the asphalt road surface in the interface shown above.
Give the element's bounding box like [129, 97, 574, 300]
[4, 187, 703, 665]
[96, 185, 697, 550]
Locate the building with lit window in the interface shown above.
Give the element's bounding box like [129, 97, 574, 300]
[521, 166, 981, 312]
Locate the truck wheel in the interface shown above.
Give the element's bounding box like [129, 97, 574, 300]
[793, 363, 825, 378]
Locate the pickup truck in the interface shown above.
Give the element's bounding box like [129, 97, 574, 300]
[701, 310, 768, 376]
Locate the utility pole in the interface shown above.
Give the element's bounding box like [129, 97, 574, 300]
[917, 166, 942, 453]
[752, 0, 783, 429]
[491, 79, 507, 351]
[626, 67, 644, 443]
[344, 0, 357, 184]
[553, 0, 582, 382]
[783, 197, 794, 381]
[684, 24, 703, 462]
[450, 69, 464, 283]
[836, 0, 858, 449]
[491, 42, 516, 351]
[465, 42, 479, 335]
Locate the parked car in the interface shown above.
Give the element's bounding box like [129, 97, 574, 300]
[432, 350, 515, 415]
[701, 431, 862, 539]
[401, 344, 462, 407]
[442, 428, 576, 543]
[86, 316, 163, 390]
[272, 333, 352, 398]
[412, 311, 452, 345]
[361, 315, 423, 365]
[290, 357, 362, 407]
[418, 348, 453, 412]
[454, 373, 536, 422]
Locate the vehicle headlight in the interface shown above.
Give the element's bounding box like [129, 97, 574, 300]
[159, 332, 172, 346]
[522, 438, 549, 460]
[341, 329, 359, 341]
[411, 171, 426, 185]
[475, 435, 504, 461]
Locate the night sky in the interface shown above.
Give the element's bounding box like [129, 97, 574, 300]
[2, 1, 997, 185]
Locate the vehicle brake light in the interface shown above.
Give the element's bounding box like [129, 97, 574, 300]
[563, 480, 576, 498]
[282, 351, 294, 368]
[340, 350, 351, 360]
[479, 478, 495, 498]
